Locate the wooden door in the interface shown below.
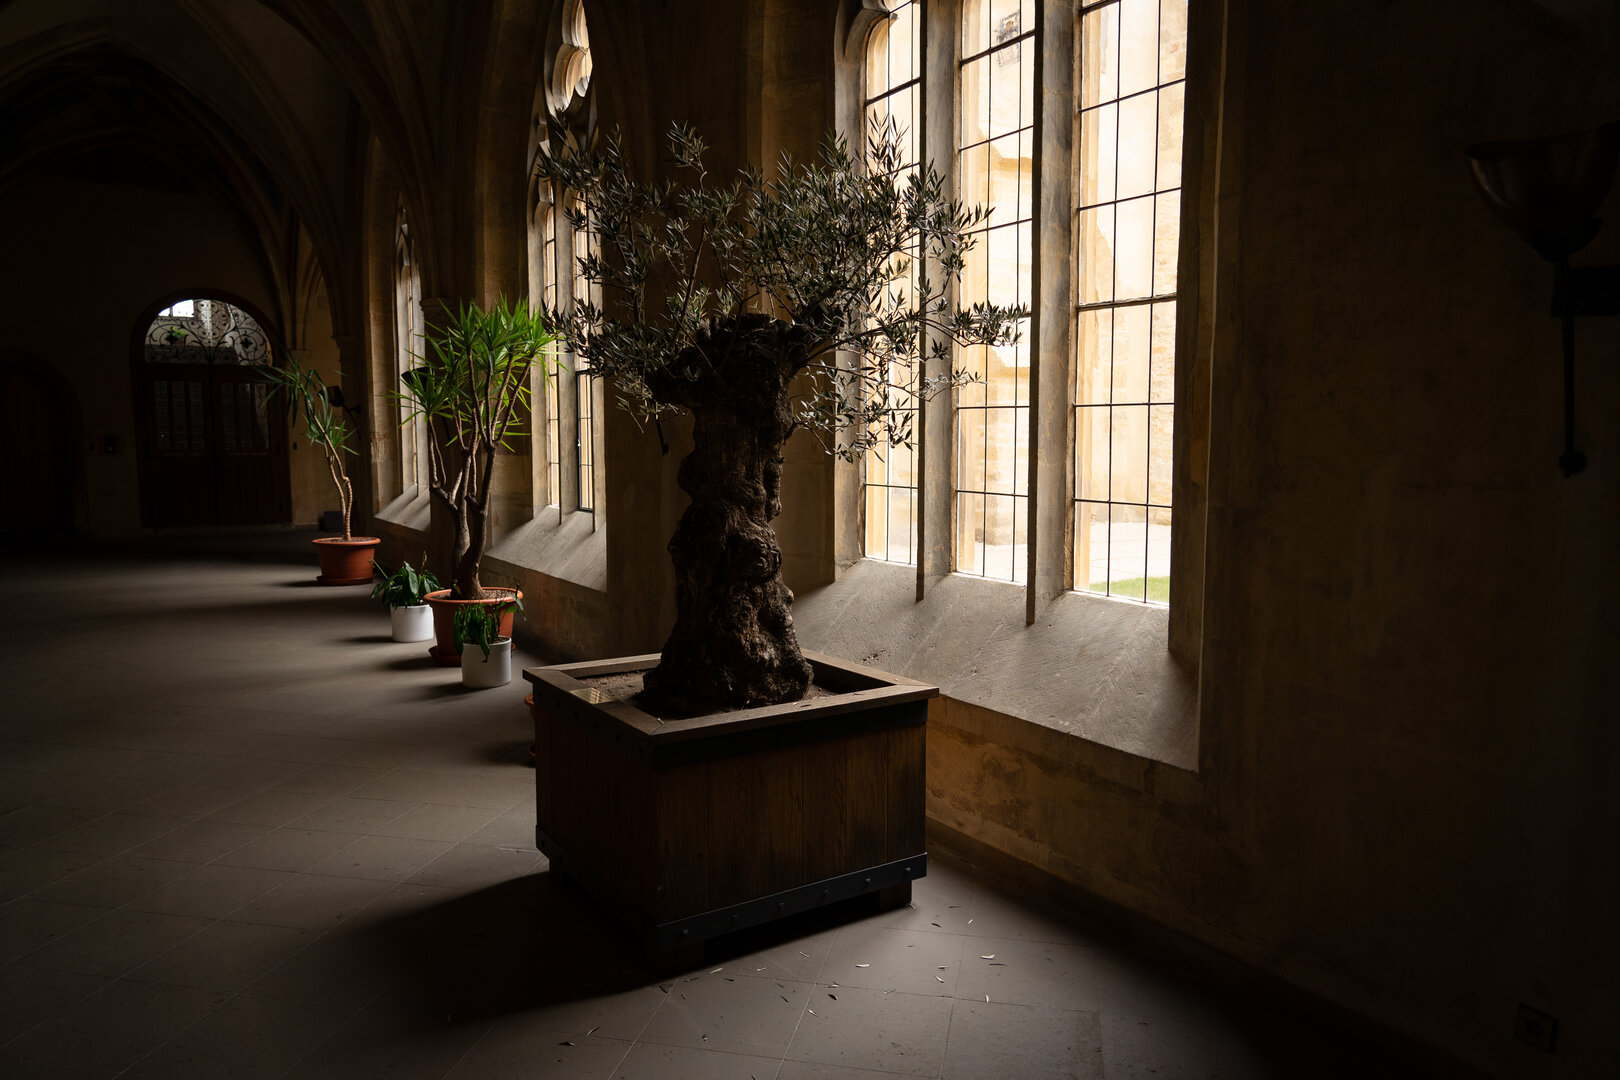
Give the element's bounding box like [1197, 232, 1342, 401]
[137, 364, 289, 528]
[0, 363, 76, 533]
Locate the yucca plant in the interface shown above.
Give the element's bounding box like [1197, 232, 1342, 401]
[397, 299, 558, 599]
[536, 120, 1022, 713]
[263, 354, 357, 540]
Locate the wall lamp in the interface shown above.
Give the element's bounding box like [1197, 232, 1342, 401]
[324, 384, 364, 428]
[1466, 120, 1620, 476]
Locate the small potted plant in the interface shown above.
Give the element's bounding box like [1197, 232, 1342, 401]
[369, 553, 440, 642]
[397, 298, 557, 662]
[263, 353, 377, 583]
[163, 325, 189, 346]
[454, 598, 521, 689]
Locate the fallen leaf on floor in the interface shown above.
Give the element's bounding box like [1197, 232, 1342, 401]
[710, 967, 723, 973]
[935, 976, 944, 983]
[980, 954, 996, 959]
[855, 963, 870, 968]
[559, 1041, 574, 1046]
[586, 1026, 599, 1036]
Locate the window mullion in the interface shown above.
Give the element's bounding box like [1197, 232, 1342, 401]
[1028, 0, 1077, 620]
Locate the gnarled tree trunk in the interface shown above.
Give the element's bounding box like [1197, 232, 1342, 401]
[641, 324, 815, 714]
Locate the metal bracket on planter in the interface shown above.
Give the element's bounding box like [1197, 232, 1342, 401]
[536, 825, 927, 953]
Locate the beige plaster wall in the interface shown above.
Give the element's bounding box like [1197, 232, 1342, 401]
[0, 172, 300, 535]
[906, 3, 1620, 1078]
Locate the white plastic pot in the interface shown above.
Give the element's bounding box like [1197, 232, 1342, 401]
[461, 637, 512, 689]
[390, 604, 433, 643]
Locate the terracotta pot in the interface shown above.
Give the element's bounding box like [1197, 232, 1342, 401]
[312, 536, 380, 585]
[424, 587, 522, 666]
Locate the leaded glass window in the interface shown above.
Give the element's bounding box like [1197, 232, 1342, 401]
[1073, 0, 1186, 604]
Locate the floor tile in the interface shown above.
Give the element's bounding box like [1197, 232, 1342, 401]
[125, 862, 296, 919]
[277, 1005, 492, 1080]
[824, 924, 963, 997]
[29, 853, 194, 909]
[33, 811, 187, 857]
[1, 977, 227, 1074]
[274, 763, 391, 797]
[0, 845, 99, 902]
[374, 802, 503, 843]
[610, 1042, 781, 1080]
[121, 992, 356, 1080]
[0, 962, 114, 1045]
[211, 827, 359, 872]
[784, 985, 953, 1076]
[286, 795, 418, 835]
[230, 872, 394, 930]
[305, 833, 454, 881]
[637, 970, 812, 1057]
[943, 1000, 1105, 1080]
[206, 788, 349, 828]
[128, 918, 317, 991]
[1099, 1008, 1271, 1080]
[130, 817, 269, 863]
[405, 841, 545, 890]
[776, 1064, 922, 1080]
[20, 907, 215, 977]
[0, 898, 106, 963]
[952, 937, 1100, 1012]
[446, 1024, 630, 1080]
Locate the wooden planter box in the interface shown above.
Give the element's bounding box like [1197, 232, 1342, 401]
[524, 651, 933, 958]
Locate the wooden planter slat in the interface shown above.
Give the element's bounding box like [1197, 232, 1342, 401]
[525, 650, 933, 955]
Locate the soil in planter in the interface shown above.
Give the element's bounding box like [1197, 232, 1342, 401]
[575, 670, 839, 721]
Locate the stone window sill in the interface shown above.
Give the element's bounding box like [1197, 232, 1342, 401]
[486, 508, 607, 593]
[376, 487, 432, 531]
[792, 558, 1199, 771]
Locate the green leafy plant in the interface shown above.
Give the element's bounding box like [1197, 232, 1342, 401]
[163, 325, 189, 344]
[535, 119, 1023, 713]
[263, 354, 357, 540]
[396, 299, 558, 600]
[452, 597, 523, 660]
[369, 553, 440, 608]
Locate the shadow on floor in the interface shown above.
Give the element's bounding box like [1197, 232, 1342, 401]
[363, 872, 915, 1024]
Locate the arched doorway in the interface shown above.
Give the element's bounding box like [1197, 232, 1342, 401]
[0, 351, 81, 534]
[132, 296, 291, 527]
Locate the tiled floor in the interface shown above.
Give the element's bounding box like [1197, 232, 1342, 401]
[1, 530, 1417, 1079]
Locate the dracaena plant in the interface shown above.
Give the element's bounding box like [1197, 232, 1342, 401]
[535, 119, 1023, 715]
[368, 552, 440, 609]
[263, 354, 357, 541]
[396, 299, 558, 600]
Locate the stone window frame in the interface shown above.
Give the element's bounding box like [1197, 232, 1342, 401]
[835, 0, 1217, 668]
[526, 0, 605, 526]
[394, 200, 428, 498]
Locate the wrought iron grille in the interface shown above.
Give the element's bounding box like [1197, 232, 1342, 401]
[144, 300, 270, 365]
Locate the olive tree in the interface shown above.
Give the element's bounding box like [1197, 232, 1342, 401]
[537, 121, 1021, 714]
